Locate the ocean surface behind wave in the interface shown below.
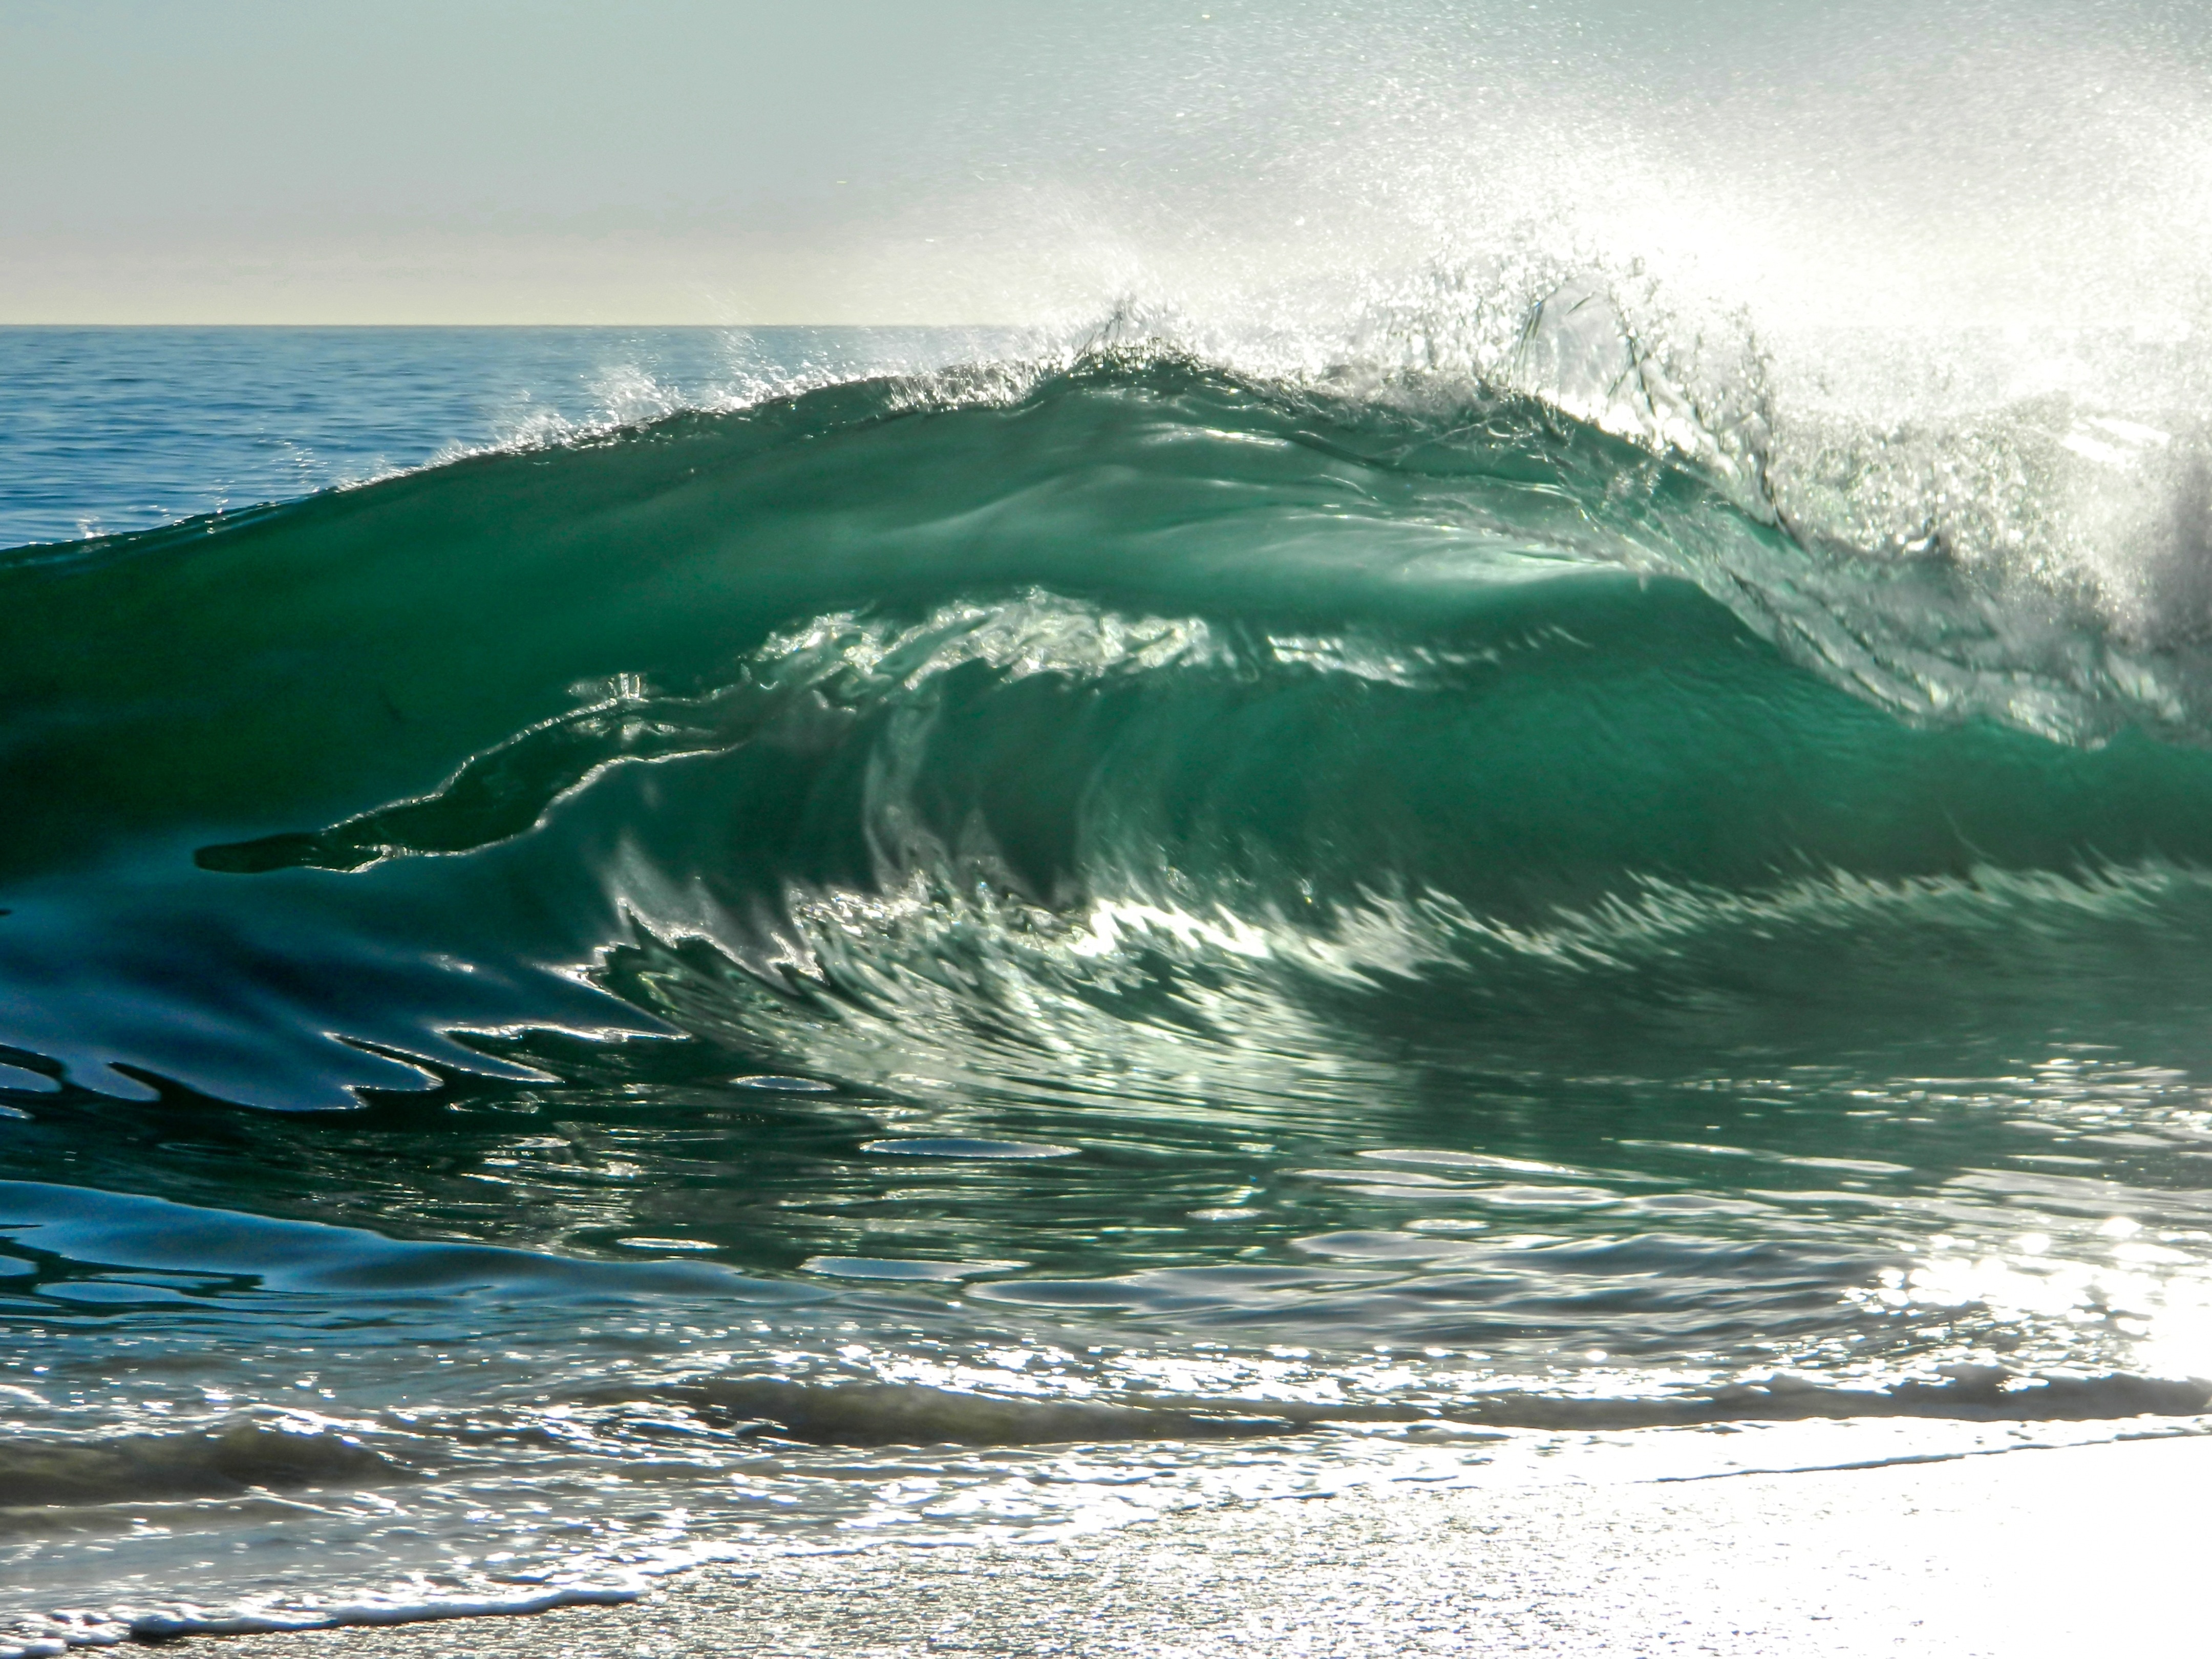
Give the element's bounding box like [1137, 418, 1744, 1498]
[4, 323, 2212, 1651]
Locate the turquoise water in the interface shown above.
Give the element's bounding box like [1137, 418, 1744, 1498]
[5, 324, 2212, 1648]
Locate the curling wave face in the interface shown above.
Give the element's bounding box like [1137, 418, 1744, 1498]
[7, 347, 2212, 1646]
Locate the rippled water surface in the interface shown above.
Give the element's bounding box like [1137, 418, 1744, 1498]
[5, 324, 2212, 1651]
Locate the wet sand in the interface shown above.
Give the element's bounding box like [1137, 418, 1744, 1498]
[188, 1430, 2205, 1657]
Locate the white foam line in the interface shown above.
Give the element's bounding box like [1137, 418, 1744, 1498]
[2, 1585, 640, 1658]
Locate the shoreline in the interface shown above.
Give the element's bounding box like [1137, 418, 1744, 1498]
[182, 1430, 2206, 1657]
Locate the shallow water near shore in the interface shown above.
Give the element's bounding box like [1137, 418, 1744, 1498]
[5, 321, 2212, 1650]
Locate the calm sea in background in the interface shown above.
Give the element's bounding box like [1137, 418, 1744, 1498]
[0, 328, 1024, 547]
[5, 317, 2212, 1649]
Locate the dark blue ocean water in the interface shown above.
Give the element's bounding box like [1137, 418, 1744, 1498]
[0, 327, 1023, 548]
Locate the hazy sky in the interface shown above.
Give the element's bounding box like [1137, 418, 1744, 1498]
[3, 0, 2206, 325]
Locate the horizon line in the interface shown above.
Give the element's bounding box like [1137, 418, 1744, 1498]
[0, 320, 1028, 330]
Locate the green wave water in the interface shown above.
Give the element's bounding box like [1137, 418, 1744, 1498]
[8, 347, 2212, 1645]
